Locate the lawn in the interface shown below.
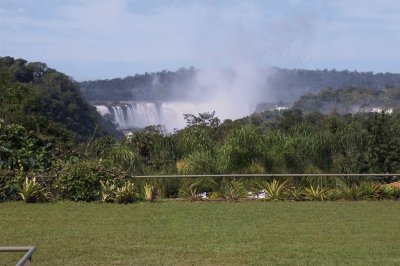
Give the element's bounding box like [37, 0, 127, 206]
[0, 201, 399, 265]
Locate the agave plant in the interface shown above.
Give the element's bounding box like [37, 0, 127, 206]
[115, 181, 138, 204]
[288, 186, 304, 201]
[340, 185, 362, 201]
[259, 179, 288, 201]
[144, 183, 157, 202]
[304, 185, 329, 201]
[18, 177, 43, 203]
[222, 179, 246, 202]
[179, 178, 215, 201]
[359, 182, 381, 200]
[380, 185, 396, 200]
[100, 180, 117, 203]
[326, 188, 342, 201]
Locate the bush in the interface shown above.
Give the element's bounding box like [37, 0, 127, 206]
[55, 161, 102, 201]
[176, 151, 216, 175]
[115, 181, 139, 204]
[0, 170, 21, 200]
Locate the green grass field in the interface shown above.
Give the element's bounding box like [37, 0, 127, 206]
[1, 201, 399, 265]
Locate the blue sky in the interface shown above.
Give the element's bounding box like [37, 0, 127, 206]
[1, 0, 400, 81]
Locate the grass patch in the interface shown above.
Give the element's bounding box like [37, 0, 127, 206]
[1, 201, 399, 265]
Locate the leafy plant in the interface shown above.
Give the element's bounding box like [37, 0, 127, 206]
[115, 181, 138, 204]
[380, 185, 396, 199]
[340, 185, 362, 201]
[100, 180, 117, 203]
[259, 179, 288, 201]
[18, 177, 43, 203]
[222, 179, 246, 202]
[176, 151, 216, 175]
[304, 185, 329, 201]
[326, 188, 342, 201]
[179, 178, 215, 201]
[56, 161, 101, 201]
[288, 186, 304, 201]
[359, 182, 381, 200]
[109, 145, 141, 173]
[208, 191, 222, 200]
[144, 183, 157, 202]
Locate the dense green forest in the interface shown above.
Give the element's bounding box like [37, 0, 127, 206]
[80, 67, 400, 102]
[1, 57, 399, 203]
[292, 87, 400, 114]
[0, 56, 118, 142]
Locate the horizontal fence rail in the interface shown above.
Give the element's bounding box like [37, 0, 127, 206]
[133, 174, 400, 179]
[0, 246, 36, 266]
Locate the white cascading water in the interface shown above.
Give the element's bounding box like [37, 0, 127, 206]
[96, 102, 165, 129]
[95, 101, 253, 131]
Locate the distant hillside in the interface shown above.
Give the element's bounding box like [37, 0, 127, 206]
[79, 67, 400, 102]
[292, 87, 400, 114]
[0, 56, 119, 141]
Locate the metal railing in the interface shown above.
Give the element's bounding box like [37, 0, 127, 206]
[0, 246, 36, 266]
[134, 173, 400, 178]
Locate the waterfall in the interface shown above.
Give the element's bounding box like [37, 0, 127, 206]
[95, 102, 166, 130]
[95, 101, 253, 131]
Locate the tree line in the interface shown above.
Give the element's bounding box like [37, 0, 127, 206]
[79, 67, 400, 102]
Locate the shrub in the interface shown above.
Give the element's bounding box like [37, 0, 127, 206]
[246, 162, 265, 174]
[176, 151, 216, 175]
[55, 161, 101, 201]
[109, 144, 141, 173]
[0, 170, 21, 200]
[115, 181, 139, 204]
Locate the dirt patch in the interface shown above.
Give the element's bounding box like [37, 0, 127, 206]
[388, 181, 400, 189]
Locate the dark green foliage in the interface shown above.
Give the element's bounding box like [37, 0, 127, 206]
[364, 112, 400, 175]
[220, 125, 263, 173]
[0, 120, 51, 171]
[293, 87, 400, 114]
[0, 56, 120, 142]
[55, 161, 101, 201]
[54, 161, 129, 201]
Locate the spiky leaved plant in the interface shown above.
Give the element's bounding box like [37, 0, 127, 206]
[288, 186, 304, 201]
[359, 182, 381, 200]
[326, 188, 342, 201]
[380, 185, 396, 200]
[179, 178, 216, 202]
[221, 179, 246, 202]
[259, 179, 288, 201]
[18, 177, 43, 203]
[100, 180, 117, 203]
[340, 185, 362, 201]
[115, 181, 138, 204]
[304, 185, 329, 201]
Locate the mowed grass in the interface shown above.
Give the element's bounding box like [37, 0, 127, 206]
[0, 201, 399, 265]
